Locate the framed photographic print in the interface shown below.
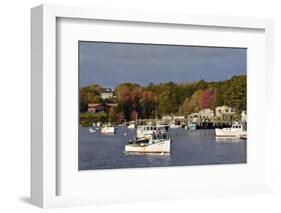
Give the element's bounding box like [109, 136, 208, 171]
[31, 4, 274, 208]
[78, 41, 247, 170]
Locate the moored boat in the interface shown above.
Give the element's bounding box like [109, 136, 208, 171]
[215, 122, 246, 138]
[186, 122, 197, 130]
[125, 131, 171, 153]
[101, 123, 116, 134]
[88, 127, 96, 133]
[169, 120, 181, 128]
[127, 123, 136, 129]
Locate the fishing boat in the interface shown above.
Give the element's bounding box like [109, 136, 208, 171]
[101, 123, 116, 134]
[169, 120, 181, 128]
[127, 123, 136, 129]
[136, 125, 167, 139]
[88, 127, 96, 133]
[215, 122, 246, 138]
[125, 131, 171, 153]
[186, 122, 197, 130]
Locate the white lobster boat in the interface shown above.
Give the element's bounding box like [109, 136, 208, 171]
[169, 120, 181, 128]
[127, 123, 136, 129]
[186, 122, 197, 130]
[125, 131, 171, 153]
[101, 123, 116, 134]
[215, 122, 246, 138]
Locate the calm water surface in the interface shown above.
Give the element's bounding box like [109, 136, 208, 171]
[79, 126, 246, 170]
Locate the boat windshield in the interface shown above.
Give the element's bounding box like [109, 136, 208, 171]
[153, 133, 168, 140]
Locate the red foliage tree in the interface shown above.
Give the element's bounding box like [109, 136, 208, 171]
[117, 112, 125, 123]
[130, 110, 138, 121]
[199, 88, 215, 109]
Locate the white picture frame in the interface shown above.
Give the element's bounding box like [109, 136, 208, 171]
[31, 4, 274, 208]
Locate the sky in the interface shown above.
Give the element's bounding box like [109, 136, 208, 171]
[79, 41, 246, 88]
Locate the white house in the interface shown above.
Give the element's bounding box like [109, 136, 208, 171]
[162, 115, 173, 121]
[101, 88, 114, 99]
[215, 105, 235, 118]
[199, 108, 214, 120]
[173, 115, 185, 120]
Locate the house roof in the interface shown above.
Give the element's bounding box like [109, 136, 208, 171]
[88, 103, 117, 107]
[106, 103, 118, 107]
[101, 88, 113, 93]
[88, 103, 102, 107]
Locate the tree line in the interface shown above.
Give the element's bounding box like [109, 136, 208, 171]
[80, 75, 246, 124]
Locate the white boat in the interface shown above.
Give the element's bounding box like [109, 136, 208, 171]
[101, 123, 116, 134]
[215, 122, 246, 138]
[136, 125, 167, 139]
[125, 131, 171, 153]
[127, 123, 136, 129]
[88, 127, 96, 133]
[169, 120, 181, 128]
[186, 122, 197, 130]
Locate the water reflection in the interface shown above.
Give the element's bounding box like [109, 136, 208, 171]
[215, 137, 244, 143]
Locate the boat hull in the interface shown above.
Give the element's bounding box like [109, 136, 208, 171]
[215, 128, 246, 138]
[169, 124, 181, 128]
[127, 124, 135, 129]
[101, 127, 116, 134]
[188, 123, 197, 130]
[125, 139, 171, 153]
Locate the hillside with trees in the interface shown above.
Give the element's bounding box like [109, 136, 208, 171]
[80, 75, 246, 126]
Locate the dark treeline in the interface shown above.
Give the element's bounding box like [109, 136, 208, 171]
[80, 75, 246, 123]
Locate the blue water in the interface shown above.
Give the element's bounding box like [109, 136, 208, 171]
[79, 127, 246, 170]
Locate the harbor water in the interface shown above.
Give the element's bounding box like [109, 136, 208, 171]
[79, 126, 247, 170]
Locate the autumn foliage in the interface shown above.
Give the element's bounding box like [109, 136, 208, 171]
[199, 88, 215, 110]
[80, 75, 246, 124]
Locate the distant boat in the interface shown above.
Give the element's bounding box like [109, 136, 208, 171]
[101, 123, 116, 134]
[88, 127, 96, 133]
[215, 122, 247, 138]
[127, 123, 136, 129]
[169, 120, 181, 128]
[125, 131, 171, 153]
[186, 122, 197, 130]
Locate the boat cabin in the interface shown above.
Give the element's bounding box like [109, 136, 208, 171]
[152, 132, 169, 140]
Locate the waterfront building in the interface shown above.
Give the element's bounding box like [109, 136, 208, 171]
[162, 115, 173, 121]
[88, 103, 117, 113]
[173, 115, 185, 120]
[199, 108, 214, 120]
[215, 105, 235, 118]
[101, 88, 114, 99]
[188, 112, 200, 123]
